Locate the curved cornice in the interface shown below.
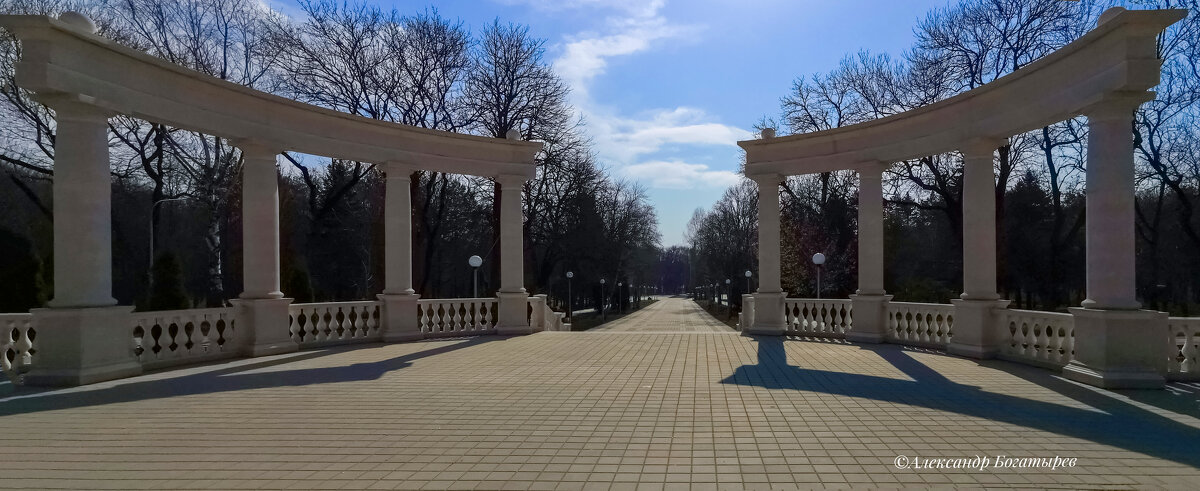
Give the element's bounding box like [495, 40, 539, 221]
[739, 8, 1186, 177]
[0, 15, 542, 178]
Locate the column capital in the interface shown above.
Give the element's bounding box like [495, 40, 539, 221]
[232, 139, 285, 157]
[960, 137, 1007, 157]
[495, 173, 527, 189]
[380, 161, 415, 178]
[748, 173, 785, 186]
[38, 94, 113, 121]
[1083, 91, 1155, 121]
[856, 161, 889, 178]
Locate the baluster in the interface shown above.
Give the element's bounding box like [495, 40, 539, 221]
[1032, 321, 1041, 360]
[453, 302, 465, 332]
[311, 309, 322, 341]
[165, 321, 180, 357]
[1054, 325, 1068, 364]
[902, 311, 913, 341]
[183, 320, 196, 355]
[1021, 321, 1034, 358]
[1005, 319, 1017, 356]
[199, 319, 212, 353]
[806, 302, 816, 333]
[346, 307, 358, 338]
[937, 312, 947, 343]
[417, 304, 428, 333]
[1182, 327, 1196, 373]
[468, 301, 479, 331]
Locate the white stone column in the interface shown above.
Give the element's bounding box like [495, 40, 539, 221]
[48, 102, 117, 308]
[1064, 94, 1166, 389]
[379, 163, 422, 342]
[749, 173, 786, 335]
[848, 162, 892, 344]
[1081, 100, 1144, 311]
[856, 163, 887, 296]
[950, 138, 1010, 359]
[232, 141, 295, 357]
[959, 138, 1004, 302]
[382, 164, 415, 296]
[496, 173, 531, 335]
[238, 142, 284, 300]
[26, 99, 142, 387]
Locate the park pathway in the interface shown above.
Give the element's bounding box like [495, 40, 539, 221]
[589, 296, 737, 332]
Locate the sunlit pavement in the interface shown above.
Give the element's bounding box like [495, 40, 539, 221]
[2, 328, 1199, 489]
[590, 297, 735, 333]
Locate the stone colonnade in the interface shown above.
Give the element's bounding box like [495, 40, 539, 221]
[26, 108, 533, 386]
[747, 94, 1167, 388]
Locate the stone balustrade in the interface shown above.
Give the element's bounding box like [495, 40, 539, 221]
[783, 299, 851, 338]
[1168, 317, 1200, 380]
[1, 313, 35, 383]
[887, 302, 955, 348]
[131, 307, 240, 370]
[288, 302, 382, 348]
[533, 295, 567, 332]
[998, 309, 1075, 369]
[418, 298, 498, 337]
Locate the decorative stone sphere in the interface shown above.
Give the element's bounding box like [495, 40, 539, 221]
[505, 129, 522, 140]
[58, 11, 97, 33]
[1098, 7, 1126, 26]
[761, 127, 776, 139]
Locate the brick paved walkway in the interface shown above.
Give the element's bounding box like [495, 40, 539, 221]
[590, 297, 735, 333]
[2, 332, 1199, 489]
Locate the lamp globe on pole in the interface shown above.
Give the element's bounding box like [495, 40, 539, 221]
[565, 271, 574, 321]
[811, 252, 826, 299]
[468, 255, 483, 298]
[600, 278, 606, 321]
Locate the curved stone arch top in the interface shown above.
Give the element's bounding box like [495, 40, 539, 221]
[739, 8, 1186, 176]
[0, 15, 542, 178]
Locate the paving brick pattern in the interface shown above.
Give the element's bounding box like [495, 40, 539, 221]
[590, 297, 735, 333]
[2, 330, 1199, 489]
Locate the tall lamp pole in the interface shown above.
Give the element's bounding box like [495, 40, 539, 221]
[724, 278, 731, 315]
[600, 278, 607, 321]
[468, 255, 483, 297]
[812, 252, 826, 299]
[566, 271, 574, 321]
[148, 196, 190, 271]
[617, 282, 624, 313]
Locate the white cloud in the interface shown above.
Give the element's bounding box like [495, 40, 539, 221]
[497, 0, 666, 18]
[586, 106, 753, 166]
[622, 160, 742, 190]
[534, 0, 752, 190]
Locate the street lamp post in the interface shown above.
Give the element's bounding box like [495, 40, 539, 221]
[468, 255, 483, 297]
[617, 282, 624, 313]
[566, 271, 574, 321]
[148, 196, 190, 273]
[600, 278, 607, 322]
[724, 278, 731, 315]
[812, 252, 826, 299]
[744, 270, 752, 295]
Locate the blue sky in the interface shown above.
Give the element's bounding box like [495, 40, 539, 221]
[280, 0, 951, 245]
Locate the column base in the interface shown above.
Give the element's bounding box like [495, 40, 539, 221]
[496, 291, 532, 335]
[946, 298, 1010, 359]
[379, 293, 423, 342]
[232, 297, 297, 357]
[1062, 308, 1166, 389]
[846, 294, 892, 344]
[25, 306, 142, 387]
[747, 292, 786, 336]
[738, 295, 755, 331]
